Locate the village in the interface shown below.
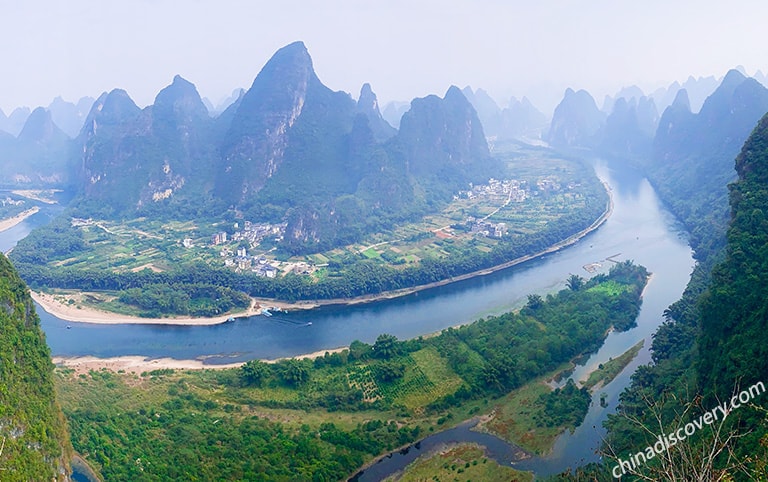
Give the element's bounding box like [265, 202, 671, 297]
[455, 177, 563, 238]
[203, 221, 320, 278]
[204, 177, 569, 277]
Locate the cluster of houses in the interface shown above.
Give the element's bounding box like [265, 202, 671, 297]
[231, 221, 287, 245]
[456, 178, 528, 203]
[210, 221, 290, 277]
[220, 247, 279, 277]
[536, 178, 562, 192]
[71, 217, 94, 227]
[210, 231, 228, 245]
[465, 217, 508, 238]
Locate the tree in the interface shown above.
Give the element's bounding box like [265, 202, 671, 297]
[349, 340, 372, 361]
[373, 334, 399, 360]
[241, 360, 270, 386]
[526, 294, 543, 310]
[375, 361, 406, 383]
[566, 274, 584, 291]
[279, 359, 310, 386]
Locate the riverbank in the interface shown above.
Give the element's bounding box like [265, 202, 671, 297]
[0, 206, 40, 233]
[52, 347, 349, 375]
[35, 187, 614, 326]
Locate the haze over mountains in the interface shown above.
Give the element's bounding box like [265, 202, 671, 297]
[0, 40, 764, 258]
[71, 41, 497, 253]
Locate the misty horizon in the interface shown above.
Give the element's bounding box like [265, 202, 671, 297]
[2, 1, 768, 115]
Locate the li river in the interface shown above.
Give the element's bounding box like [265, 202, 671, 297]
[0, 159, 695, 478]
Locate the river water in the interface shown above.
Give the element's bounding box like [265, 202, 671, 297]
[0, 159, 694, 478]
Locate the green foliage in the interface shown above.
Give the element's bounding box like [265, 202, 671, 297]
[10, 216, 85, 265]
[533, 380, 591, 428]
[241, 360, 270, 386]
[0, 254, 72, 480]
[116, 283, 250, 317]
[566, 274, 584, 291]
[698, 114, 768, 399]
[61, 369, 409, 481]
[277, 359, 311, 387]
[56, 263, 648, 480]
[373, 333, 400, 360]
[526, 294, 543, 310]
[601, 112, 768, 479]
[374, 361, 406, 383]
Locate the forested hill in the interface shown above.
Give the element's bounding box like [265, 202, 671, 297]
[596, 113, 768, 480]
[698, 113, 768, 398]
[647, 69, 768, 258]
[0, 254, 72, 480]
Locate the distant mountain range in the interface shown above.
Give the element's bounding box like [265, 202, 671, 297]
[545, 68, 768, 259]
[461, 87, 548, 141]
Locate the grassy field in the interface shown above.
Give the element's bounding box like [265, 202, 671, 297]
[582, 340, 645, 391]
[586, 280, 632, 297]
[384, 443, 533, 482]
[479, 378, 565, 454]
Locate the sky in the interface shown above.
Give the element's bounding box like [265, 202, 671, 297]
[1, 0, 768, 114]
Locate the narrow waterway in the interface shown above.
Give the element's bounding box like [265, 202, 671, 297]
[0, 159, 695, 477]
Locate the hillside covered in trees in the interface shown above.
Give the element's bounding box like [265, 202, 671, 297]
[586, 102, 768, 481]
[0, 254, 72, 480]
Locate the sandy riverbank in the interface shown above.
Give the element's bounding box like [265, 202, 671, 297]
[31, 290, 264, 325]
[52, 347, 349, 375]
[0, 206, 40, 233]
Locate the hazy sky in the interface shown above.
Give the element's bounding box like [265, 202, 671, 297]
[1, 0, 767, 114]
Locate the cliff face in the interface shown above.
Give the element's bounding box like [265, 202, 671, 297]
[644, 70, 768, 258]
[216, 41, 320, 203]
[77, 77, 217, 214]
[0, 254, 72, 480]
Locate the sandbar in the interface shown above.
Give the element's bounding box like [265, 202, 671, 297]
[52, 347, 348, 376]
[0, 206, 40, 233]
[32, 290, 263, 325]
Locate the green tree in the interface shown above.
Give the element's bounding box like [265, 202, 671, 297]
[526, 294, 543, 310]
[279, 359, 310, 386]
[566, 274, 584, 291]
[373, 334, 399, 359]
[375, 361, 406, 382]
[349, 340, 372, 360]
[241, 360, 270, 386]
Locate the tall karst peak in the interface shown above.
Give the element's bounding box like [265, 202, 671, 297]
[18, 107, 67, 144]
[547, 87, 604, 148]
[156, 75, 205, 105]
[396, 85, 493, 186]
[358, 83, 377, 109]
[92, 89, 140, 125]
[698, 70, 768, 127]
[719, 68, 748, 92]
[671, 88, 691, 111]
[216, 41, 329, 203]
[152, 74, 210, 130]
[79, 89, 141, 139]
[357, 83, 396, 141]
